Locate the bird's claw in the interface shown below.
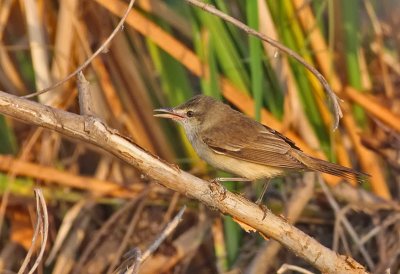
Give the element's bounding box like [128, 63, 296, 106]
[258, 204, 269, 221]
[209, 178, 227, 201]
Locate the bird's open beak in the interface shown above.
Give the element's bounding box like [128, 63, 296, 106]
[153, 108, 184, 120]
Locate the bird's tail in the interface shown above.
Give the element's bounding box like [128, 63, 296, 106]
[292, 152, 370, 183]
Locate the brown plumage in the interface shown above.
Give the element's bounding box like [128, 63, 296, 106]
[154, 95, 369, 183]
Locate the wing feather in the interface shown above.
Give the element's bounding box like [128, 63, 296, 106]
[201, 117, 305, 169]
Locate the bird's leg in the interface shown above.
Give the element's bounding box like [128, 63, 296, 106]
[255, 179, 271, 205]
[255, 179, 271, 220]
[208, 178, 251, 202]
[212, 177, 252, 182]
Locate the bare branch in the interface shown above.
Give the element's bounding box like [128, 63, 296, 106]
[0, 91, 367, 274]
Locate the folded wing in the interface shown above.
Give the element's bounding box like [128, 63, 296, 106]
[202, 122, 306, 170]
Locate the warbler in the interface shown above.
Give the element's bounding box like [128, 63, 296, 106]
[154, 95, 368, 183]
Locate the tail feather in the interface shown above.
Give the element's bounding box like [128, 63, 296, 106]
[293, 152, 369, 183]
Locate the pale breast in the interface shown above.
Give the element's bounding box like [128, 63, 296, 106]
[202, 150, 285, 180]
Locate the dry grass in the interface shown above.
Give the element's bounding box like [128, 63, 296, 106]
[0, 0, 399, 273]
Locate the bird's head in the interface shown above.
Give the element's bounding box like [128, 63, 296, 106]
[154, 95, 219, 131]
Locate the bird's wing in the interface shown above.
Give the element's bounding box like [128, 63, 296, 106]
[202, 124, 305, 169]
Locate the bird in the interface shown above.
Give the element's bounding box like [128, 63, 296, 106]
[154, 95, 369, 185]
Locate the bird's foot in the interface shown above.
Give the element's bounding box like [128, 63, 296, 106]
[208, 178, 227, 201]
[258, 204, 269, 221]
[255, 179, 271, 220]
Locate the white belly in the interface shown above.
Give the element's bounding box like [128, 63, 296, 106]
[202, 149, 284, 180]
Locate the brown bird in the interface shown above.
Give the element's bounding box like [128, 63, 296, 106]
[154, 95, 368, 185]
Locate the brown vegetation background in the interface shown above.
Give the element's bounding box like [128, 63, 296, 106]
[0, 0, 399, 273]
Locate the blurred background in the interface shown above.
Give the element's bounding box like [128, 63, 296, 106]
[0, 0, 399, 273]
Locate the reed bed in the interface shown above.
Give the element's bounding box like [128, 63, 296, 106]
[0, 0, 399, 273]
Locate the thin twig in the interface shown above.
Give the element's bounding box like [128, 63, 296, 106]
[45, 200, 89, 265]
[185, 0, 342, 130]
[277, 263, 315, 274]
[17, 188, 49, 274]
[120, 249, 141, 274]
[73, 192, 147, 274]
[20, 0, 136, 99]
[318, 176, 374, 270]
[28, 189, 49, 274]
[359, 213, 400, 246]
[17, 197, 42, 274]
[106, 192, 149, 274]
[142, 205, 186, 262]
[116, 206, 186, 274]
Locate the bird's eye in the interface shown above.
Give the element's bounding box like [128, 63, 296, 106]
[186, 110, 194, 117]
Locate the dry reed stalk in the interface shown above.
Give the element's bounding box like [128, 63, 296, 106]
[370, 42, 400, 76]
[116, 206, 187, 274]
[364, 0, 395, 98]
[291, 0, 390, 197]
[0, 127, 43, 239]
[358, 48, 373, 91]
[22, 0, 53, 104]
[77, 12, 173, 159]
[137, 0, 192, 38]
[257, 0, 320, 149]
[46, 201, 88, 265]
[140, 220, 210, 274]
[334, 133, 356, 186]
[291, 0, 342, 91]
[186, 0, 342, 129]
[340, 103, 391, 199]
[17, 188, 48, 274]
[73, 196, 144, 272]
[21, 0, 136, 100]
[51, 0, 78, 80]
[75, 18, 126, 119]
[0, 0, 27, 94]
[212, 217, 228, 272]
[51, 214, 91, 274]
[108, 29, 166, 154]
[345, 86, 400, 132]
[0, 155, 146, 198]
[106, 194, 148, 273]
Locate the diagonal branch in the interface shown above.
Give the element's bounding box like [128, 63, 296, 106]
[0, 90, 367, 274]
